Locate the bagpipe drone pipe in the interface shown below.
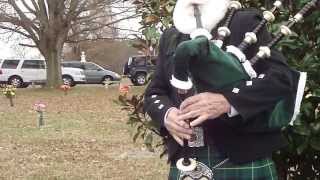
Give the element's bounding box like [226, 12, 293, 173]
[170, 0, 319, 129]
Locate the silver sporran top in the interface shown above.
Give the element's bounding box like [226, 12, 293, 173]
[179, 161, 213, 180]
[188, 126, 204, 147]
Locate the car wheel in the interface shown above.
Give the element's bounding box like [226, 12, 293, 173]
[21, 83, 29, 88]
[102, 76, 113, 84]
[9, 76, 23, 88]
[62, 75, 74, 86]
[130, 78, 136, 84]
[134, 73, 146, 86]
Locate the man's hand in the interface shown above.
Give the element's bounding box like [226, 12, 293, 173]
[164, 107, 193, 146]
[179, 92, 231, 127]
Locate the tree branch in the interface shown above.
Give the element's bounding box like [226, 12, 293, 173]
[19, 43, 37, 48]
[20, 0, 36, 14]
[0, 25, 32, 39]
[8, 0, 39, 41]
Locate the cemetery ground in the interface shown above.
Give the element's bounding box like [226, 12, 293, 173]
[0, 85, 168, 180]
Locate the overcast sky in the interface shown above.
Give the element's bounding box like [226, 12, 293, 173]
[0, 1, 140, 60]
[0, 38, 42, 59]
[0, 41, 12, 58]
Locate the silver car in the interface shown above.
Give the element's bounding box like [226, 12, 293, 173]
[61, 61, 121, 84]
[0, 59, 86, 87]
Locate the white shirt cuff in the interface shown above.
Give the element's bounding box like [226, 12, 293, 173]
[228, 105, 239, 117]
[164, 107, 176, 124]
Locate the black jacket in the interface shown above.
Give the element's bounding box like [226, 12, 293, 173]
[144, 9, 296, 164]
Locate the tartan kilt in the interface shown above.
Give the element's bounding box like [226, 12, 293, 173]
[168, 144, 278, 180]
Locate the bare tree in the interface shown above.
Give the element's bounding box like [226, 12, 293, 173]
[0, 0, 138, 88]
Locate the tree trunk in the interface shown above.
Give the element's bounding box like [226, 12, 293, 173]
[45, 46, 62, 88]
[39, 30, 66, 89]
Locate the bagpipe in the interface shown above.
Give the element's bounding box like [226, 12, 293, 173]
[170, 0, 319, 173]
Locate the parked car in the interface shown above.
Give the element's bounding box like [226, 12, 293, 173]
[123, 55, 156, 86]
[61, 61, 121, 84]
[0, 59, 86, 88]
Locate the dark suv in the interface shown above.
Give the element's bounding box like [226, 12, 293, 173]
[123, 56, 156, 86]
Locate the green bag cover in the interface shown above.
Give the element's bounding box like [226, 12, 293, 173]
[172, 36, 302, 128]
[173, 36, 250, 92]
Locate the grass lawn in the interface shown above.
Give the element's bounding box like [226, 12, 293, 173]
[0, 85, 168, 180]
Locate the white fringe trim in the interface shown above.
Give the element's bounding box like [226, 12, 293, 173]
[226, 45, 246, 63]
[242, 60, 257, 78]
[289, 72, 307, 125]
[170, 75, 193, 90]
[190, 28, 212, 40]
[212, 40, 223, 48]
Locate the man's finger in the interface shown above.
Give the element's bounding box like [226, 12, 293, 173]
[167, 121, 193, 135]
[180, 95, 200, 110]
[172, 134, 183, 146]
[178, 110, 200, 121]
[167, 126, 192, 140]
[176, 131, 192, 140]
[190, 115, 208, 127]
[175, 119, 190, 129]
[181, 102, 202, 114]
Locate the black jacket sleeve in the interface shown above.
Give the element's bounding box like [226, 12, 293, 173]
[220, 9, 297, 131]
[143, 29, 176, 136]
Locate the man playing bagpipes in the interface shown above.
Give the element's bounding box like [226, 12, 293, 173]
[144, 0, 317, 179]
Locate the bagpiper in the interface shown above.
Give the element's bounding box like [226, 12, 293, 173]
[144, 0, 317, 179]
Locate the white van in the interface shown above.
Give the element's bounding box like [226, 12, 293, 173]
[0, 59, 86, 87]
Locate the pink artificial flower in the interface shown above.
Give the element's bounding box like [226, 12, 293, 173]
[119, 84, 130, 94]
[60, 84, 71, 91]
[34, 102, 46, 112]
